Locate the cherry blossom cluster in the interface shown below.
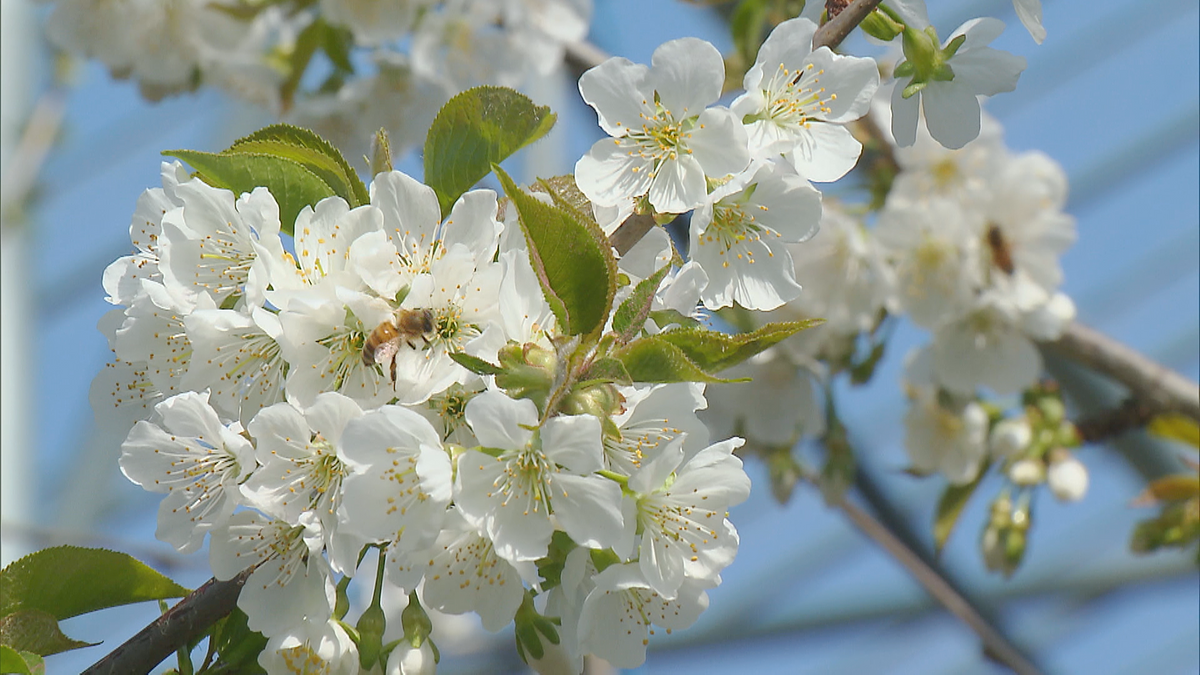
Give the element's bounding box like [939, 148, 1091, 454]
[699, 101, 1085, 506]
[98, 160, 750, 671]
[43, 0, 591, 154]
[575, 17, 880, 313]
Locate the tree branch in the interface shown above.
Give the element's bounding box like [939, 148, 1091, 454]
[826, 478, 1043, 675]
[1043, 322, 1200, 421]
[82, 568, 253, 675]
[813, 0, 885, 51]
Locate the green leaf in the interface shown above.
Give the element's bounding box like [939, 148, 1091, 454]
[653, 320, 823, 374]
[227, 123, 369, 207]
[0, 546, 190, 621]
[210, 607, 268, 674]
[730, 0, 770, 70]
[424, 86, 556, 217]
[533, 175, 598, 228]
[162, 149, 336, 237]
[612, 264, 671, 343]
[580, 357, 632, 387]
[614, 337, 745, 384]
[449, 352, 503, 376]
[647, 309, 702, 330]
[494, 166, 617, 338]
[1148, 413, 1200, 449]
[0, 645, 43, 675]
[933, 468, 989, 556]
[0, 610, 93, 657]
[279, 18, 323, 109]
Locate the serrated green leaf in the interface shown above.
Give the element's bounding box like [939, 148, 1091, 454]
[0, 546, 190, 621]
[162, 149, 337, 236]
[495, 167, 616, 338]
[0, 645, 43, 675]
[227, 123, 369, 206]
[933, 468, 989, 556]
[533, 175, 598, 228]
[449, 352, 502, 376]
[654, 320, 823, 374]
[425, 86, 556, 217]
[0, 610, 93, 657]
[612, 264, 671, 343]
[614, 337, 745, 384]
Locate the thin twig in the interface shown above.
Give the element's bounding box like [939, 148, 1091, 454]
[82, 568, 254, 675]
[1073, 398, 1157, 444]
[813, 0, 885, 51]
[1044, 322, 1200, 421]
[827, 483, 1043, 675]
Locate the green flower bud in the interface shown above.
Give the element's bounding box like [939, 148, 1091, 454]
[860, 9, 904, 41]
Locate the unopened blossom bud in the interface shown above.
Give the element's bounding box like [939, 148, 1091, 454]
[496, 343, 557, 408]
[1047, 451, 1088, 502]
[860, 9, 904, 41]
[1037, 396, 1066, 426]
[990, 418, 1032, 459]
[1007, 458, 1044, 486]
[982, 491, 1030, 577]
[386, 638, 437, 675]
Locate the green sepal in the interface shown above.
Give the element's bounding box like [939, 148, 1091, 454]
[0, 609, 94, 657]
[0, 545, 190, 621]
[449, 351, 503, 376]
[934, 464, 990, 556]
[901, 80, 927, 98]
[494, 166, 617, 339]
[424, 86, 556, 218]
[612, 264, 671, 343]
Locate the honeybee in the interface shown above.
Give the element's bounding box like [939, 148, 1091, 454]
[362, 308, 436, 382]
[985, 224, 1015, 276]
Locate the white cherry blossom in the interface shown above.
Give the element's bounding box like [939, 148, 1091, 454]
[691, 161, 821, 311]
[627, 437, 749, 598]
[258, 619, 359, 675]
[209, 511, 337, 638]
[455, 391, 624, 563]
[891, 19, 1026, 149]
[732, 17, 880, 182]
[417, 507, 533, 631]
[577, 563, 709, 669]
[575, 37, 750, 214]
[119, 391, 255, 553]
[337, 404, 453, 557]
